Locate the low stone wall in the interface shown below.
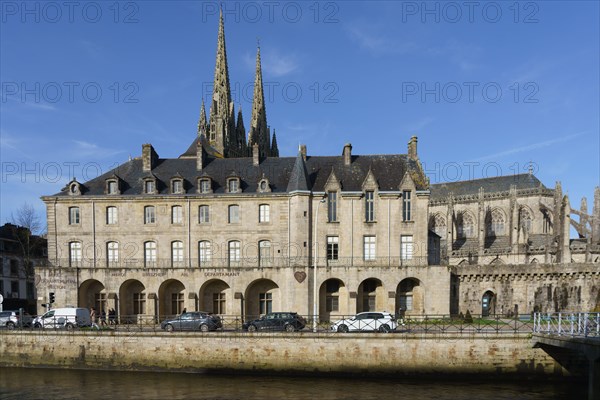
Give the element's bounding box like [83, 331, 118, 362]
[0, 331, 581, 378]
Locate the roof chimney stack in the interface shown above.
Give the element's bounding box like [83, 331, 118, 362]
[300, 144, 307, 162]
[343, 143, 352, 166]
[142, 144, 159, 172]
[408, 136, 418, 160]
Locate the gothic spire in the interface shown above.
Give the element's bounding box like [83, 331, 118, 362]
[249, 45, 270, 159]
[208, 8, 234, 155]
[197, 99, 207, 137]
[271, 129, 279, 157]
[236, 106, 247, 156]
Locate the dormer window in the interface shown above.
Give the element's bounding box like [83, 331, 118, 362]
[227, 178, 240, 193]
[106, 179, 119, 195]
[144, 179, 156, 194]
[257, 178, 271, 193]
[68, 180, 82, 196]
[171, 179, 184, 194]
[198, 178, 212, 194]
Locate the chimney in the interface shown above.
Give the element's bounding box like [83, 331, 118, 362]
[342, 143, 352, 166]
[196, 141, 203, 171]
[142, 144, 159, 172]
[408, 136, 418, 160]
[300, 144, 307, 162]
[252, 143, 260, 166]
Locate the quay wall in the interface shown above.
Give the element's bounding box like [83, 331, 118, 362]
[0, 331, 582, 377]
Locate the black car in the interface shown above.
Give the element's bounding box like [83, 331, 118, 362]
[242, 312, 306, 332]
[160, 312, 222, 332]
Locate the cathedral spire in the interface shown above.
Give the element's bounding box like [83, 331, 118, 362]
[271, 129, 279, 157]
[197, 99, 207, 137]
[249, 45, 270, 159]
[208, 8, 234, 155]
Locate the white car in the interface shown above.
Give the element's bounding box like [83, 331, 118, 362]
[33, 307, 91, 330]
[330, 312, 397, 333]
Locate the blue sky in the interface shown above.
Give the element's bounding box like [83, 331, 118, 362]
[1, 1, 599, 230]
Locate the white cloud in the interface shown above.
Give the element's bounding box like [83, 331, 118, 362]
[72, 140, 124, 159]
[345, 24, 417, 55]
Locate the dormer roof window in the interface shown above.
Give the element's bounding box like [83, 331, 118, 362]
[68, 179, 82, 196]
[143, 177, 157, 195]
[227, 177, 241, 194]
[105, 175, 120, 195]
[257, 177, 271, 193]
[170, 176, 184, 194]
[198, 177, 213, 194]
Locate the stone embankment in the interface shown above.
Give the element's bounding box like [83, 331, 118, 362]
[0, 331, 579, 377]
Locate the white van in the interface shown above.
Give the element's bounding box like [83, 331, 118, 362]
[33, 308, 91, 330]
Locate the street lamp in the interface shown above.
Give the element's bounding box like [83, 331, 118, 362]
[313, 197, 326, 333]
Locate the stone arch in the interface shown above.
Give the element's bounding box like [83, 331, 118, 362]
[530, 258, 539, 263]
[482, 290, 496, 317]
[79, 279, 106, 312]
[458, 259, 468, 265]
[519, 205, 534, 232]
[319, 278, 348, 321]
[357, 278, 385, 313]
[489, 257, 504, 265]
[245, 278, 280, 319]
[199, 279, 231, 314]
[119, 279, 146, 323]
[158, 279, 185, 318]
[396, 278, 423, 316]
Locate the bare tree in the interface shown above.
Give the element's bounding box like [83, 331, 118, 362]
[10, 203, 45, 277]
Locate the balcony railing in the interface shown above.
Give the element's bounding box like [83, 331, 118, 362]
[45, 256, 430, 269]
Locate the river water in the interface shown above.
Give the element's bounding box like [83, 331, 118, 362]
[0, 368, 581, 399]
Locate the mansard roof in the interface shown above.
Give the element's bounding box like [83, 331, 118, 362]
[47, 152, 427, 197]
[430, 173, 546, 200]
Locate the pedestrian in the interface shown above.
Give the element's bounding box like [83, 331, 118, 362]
[100, 309, 107, 326]
[109, 308, 116, 325]
[90, 307, 99, 329]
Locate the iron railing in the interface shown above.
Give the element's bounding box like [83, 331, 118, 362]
[532, 312, 600, 338]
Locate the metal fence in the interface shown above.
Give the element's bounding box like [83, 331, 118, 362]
[532, 312, 600, 338]
[2, 313, 536, 334]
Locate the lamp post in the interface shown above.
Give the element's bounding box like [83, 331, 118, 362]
[313, 197, 326, 333]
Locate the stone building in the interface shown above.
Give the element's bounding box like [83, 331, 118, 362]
[0, 224, 46, 314]
[36, 13, 600, 321]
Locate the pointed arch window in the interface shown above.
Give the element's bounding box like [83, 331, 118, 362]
[457, 213, 475, 239]
[520, 207, 533, 233]
[429, 214, 446, 237]
[486, 209, 506, 237]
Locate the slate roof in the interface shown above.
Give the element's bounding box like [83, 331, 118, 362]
[48, 152, 427, 197]
[430, 174, 546, 200]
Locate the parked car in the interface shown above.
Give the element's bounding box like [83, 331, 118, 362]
[0, 310, 33, 329]
[33, 307, 91, 330]
[242, 312, 306, 332]
[330, 312, 397, 333]
[160, 312, 222, 332]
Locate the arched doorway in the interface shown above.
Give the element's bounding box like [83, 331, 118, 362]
[319, 278, 347, 321]
[199, 279, 231, 314]
[119, 279, 146, 323]
[396, 278, 422, 316]
[245, 279, 279, 319]
[78, 279, 106, 314]
[482, 291, 496, 317]
[158, 279, 185, 318]
[357, 278, 384, 313]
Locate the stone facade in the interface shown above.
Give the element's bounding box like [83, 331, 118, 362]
[36, 13, 600, 321]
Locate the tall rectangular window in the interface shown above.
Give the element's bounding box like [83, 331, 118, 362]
[228, 205, 240, 223]
[365, 191, 374, 222]
[228, 241, 240, 266]
[107, 242, 119, 266]
[108, 181, 117, 194]
[144, 206, 155, 224]
[171, 293, 184, 314]
[171, 205, 183, 224]
[259, 204, 270, 223]
[144, 242, 156, 267]
[259, 240, 272, 266]
[327, 236, 339, 260]
[402, 190, 411, 221]
[133, 293, 146, 315]
[213, 293, 226, 314]
[198, 205, 210, 223]
[199, 241, 211, 265]
[172, 180, 183, 194]
[200, 179, 211, 193]
[363, 236, 376, 261]
[259, 292, 272, 314]
[69, 242, 82, 266]
[327, 192, 337, 222]
[69, 207, 80, 225]
[228, 179, 239, 193]
[401, 235, 413, 260]
[171, 241, 184, 266]
[106, 206, 118, 225]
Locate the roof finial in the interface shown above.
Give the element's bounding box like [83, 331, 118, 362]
[257, 37, 261, 49]
[528, 161, 533, 175]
